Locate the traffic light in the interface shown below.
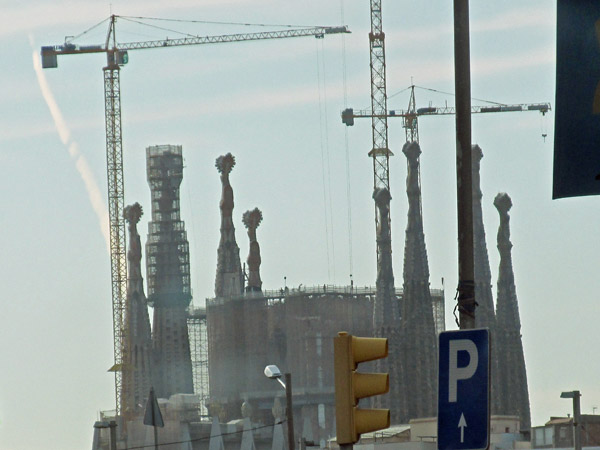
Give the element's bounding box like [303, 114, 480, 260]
[334, 331, 390, 445]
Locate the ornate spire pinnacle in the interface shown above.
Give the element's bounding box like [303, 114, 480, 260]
[398, 141, 437, 421]
[215, 153, 243, 298]
[243, 208, 263, 293]
[494, 193, 531, 430]
[122, 202, 153, 416]
[124, 203, 144, 294]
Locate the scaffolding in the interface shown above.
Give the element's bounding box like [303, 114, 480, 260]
[145, 144, 194, 398]
[188, 306, 209, 417]
[146, 145, 191, 307]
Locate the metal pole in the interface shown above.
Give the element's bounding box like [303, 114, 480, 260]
[285, 373, 295, 450]
[453, 0, 476, 330]
[574, 391, 582, 450]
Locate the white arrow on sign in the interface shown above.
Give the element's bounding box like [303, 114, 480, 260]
[458, 413, 467, 443]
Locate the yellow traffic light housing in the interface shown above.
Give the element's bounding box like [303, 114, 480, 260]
[334, 331, 390, 445]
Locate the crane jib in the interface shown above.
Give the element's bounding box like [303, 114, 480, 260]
[40, 26, 349, 57]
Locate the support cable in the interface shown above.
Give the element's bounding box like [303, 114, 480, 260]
[388, 84, 507, 106]
[121, 16, 320, 29]
[316, 41, 332, 280]
[65, 17, 111, 44]
[340, 0, 354, 278]
[320, 38, 337, 282]
[119, 16, 204, 39]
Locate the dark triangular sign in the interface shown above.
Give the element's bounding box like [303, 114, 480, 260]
[143, 387, 165, 428]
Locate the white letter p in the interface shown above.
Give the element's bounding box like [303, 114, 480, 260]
[448, 339, 478, 403]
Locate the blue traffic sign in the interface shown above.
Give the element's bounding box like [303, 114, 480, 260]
[438, 329, 490, 450]
[553, 0, 600, 199]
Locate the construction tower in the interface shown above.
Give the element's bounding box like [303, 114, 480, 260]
[494, 193, 531, 430]
[145, 144, 194, 398]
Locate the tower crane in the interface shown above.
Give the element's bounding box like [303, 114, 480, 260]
[342, 84, 551, 143]
[367, 0, 392, 244]
[40, 15, 349, 415]
[363, 0, 399, 340]
[343, 83, 550, 220]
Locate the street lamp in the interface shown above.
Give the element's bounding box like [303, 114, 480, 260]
[561, 390, 582, 450]
[265, 365, 295, 450]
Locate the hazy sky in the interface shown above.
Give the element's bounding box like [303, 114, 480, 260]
[2, 1, 599, 449]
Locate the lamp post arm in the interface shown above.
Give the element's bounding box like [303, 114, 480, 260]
[277, 378, 287, 390]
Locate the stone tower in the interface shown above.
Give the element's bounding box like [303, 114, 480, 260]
[215, 153, 244, 298]
[472, 145, 496, 329]
[471, 145, 500, 414]
[242, 208, 263, 293]
[145, 145, 194, 398]
[372, 187, 399, 329]
[122, 202, 153, 416]
[372, 187, 401, 419]
[398, 141, 438, 421]
[494, 193, 531, 430]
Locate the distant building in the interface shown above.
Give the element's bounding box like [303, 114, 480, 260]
[327, 416, 529, 450]
[207, 285, 445, 444]
[532, 415, 600, 449]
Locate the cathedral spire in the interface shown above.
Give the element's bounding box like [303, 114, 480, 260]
[471, 145, 496, 329]
[123, 202, 153, 416]
[215, 153, 244, 298]
[398, 141, 437, 421]
[371, 187, 399, 417]
[471, 145, 500, 414]
[494, 193, 531, 430]
[372, 187, 398, 330]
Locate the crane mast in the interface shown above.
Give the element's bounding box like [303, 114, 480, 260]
[405, 85, 419, 143]
[102, 16, 128, 417]
[368, 0, 393, 263]
[41, 15, 349, 416]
